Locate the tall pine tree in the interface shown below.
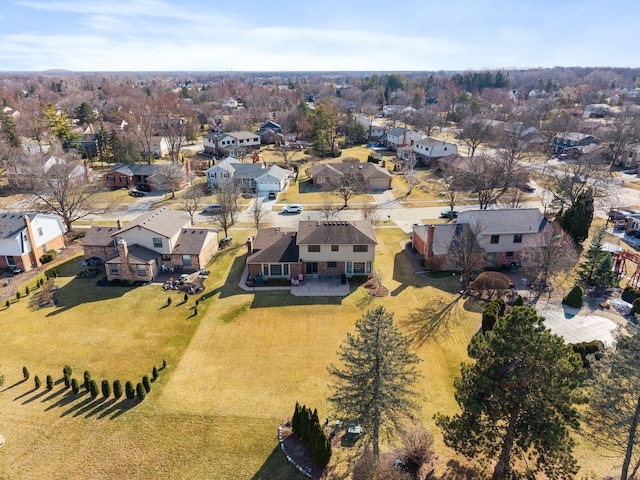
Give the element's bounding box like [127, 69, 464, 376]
[328, 306, 421, 457]
[558, 189, 594, 244]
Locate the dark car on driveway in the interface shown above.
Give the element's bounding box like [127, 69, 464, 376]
[440, 209, 458, 218]
[268, 191, 277, 200]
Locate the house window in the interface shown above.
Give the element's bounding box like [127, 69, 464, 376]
[490, 235, 500, 244]
[119, 176, 127, 183]
[346, 262, 352, 274]
[37, 227, 43, 236]
[328, 262, 337, 268]
[308, 245, 320, 253]
[353, 245, 368, 252]
[162, 254, 171, 261]
[6, 256, 15, 267]
[106, 175, 115, 182]
[513, 234, 523, 244]
[366, 262, 372, 273]
[182, 255, 192, 267]
[353, 262, 366, 273]
[263, 264, 269, 275]
[153, 238, 163, 248]
[270, 264, 282, 276]
[331, 245, 339, 252]
[109, 264, 119, 275]
[137, 265, 147, 276]
[506, 252, 514, 258]
[317, 177, 325, 184]
[284, 264, 289, 276]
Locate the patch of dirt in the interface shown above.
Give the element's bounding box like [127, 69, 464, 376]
[363, 277, 390, 297]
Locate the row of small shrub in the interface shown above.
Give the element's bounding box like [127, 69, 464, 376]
[622, 285, 640, 304]
[570, 340, 604, 368]
[481, 298, 506, 333]
[39, 249, 57, 264]
[23, 361, 167, 403]
[291, 403, 332, 469]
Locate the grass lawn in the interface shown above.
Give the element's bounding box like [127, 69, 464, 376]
[0, 228, 621, 479]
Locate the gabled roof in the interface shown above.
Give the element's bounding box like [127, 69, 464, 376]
[107, 163, 161, 177]
[247, 228, 299, 264]
[457, 208, 547, 235]
[0, 213, 35, 239]
[82, 226, 119, 247]
[114, 206, 191, 238]
[386, 127, 411, 136]
[232, 163, 267, 180]
[297, 221, 377, 245]
[360, 163, 392, 180]
[226, 130, 259, 140]
[415, 137, 454, 148]
[438, 154, 472, 172]
[172, 228, 218, 255]
[105, 243, 159, 264]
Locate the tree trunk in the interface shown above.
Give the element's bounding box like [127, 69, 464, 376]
[621, 394, 640, 480]
[492, 414, 518, 479]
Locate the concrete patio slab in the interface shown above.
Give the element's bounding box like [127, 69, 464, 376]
[538, 309, 618, 346]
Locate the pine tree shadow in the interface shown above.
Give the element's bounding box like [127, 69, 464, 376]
[250, 445, 301, 480]
[435, 459, 485, 479]
[1, 378, 27, 392]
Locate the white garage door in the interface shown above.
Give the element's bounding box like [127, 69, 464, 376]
[369, 178, 390, 190]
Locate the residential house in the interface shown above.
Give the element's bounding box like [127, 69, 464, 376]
[246, 220, 377, 280]
[583, 104, 612, 119]
[149, 136, 170, 158]
[205, 157, 242, 189]
[437, 154, 472, 174]
[616, 143, 640, 169]
[413, 137, 458, 165]
[257, 121, 283, 135]
[5, 155, 92, 187]
[203, 131, 261, 157]
[104, 163, 188, 191]
[232, 163, 290, 194]
[412, 208, 549, 270]
[222, 98, 238, 110]
[355, 116, 386, 141]
[384, 127, 423, 150]
[552, 132, 600, 156]
[0, 212, 66, 271]
[82, 206, 219, 283]
[310, 162, 393, 191]
[383, 105, 416, 117]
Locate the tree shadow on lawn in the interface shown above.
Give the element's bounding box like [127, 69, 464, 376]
[401, 295, 482, 346]
[251, 444, 302, 480]
[1, 378, 27, 392]
[435, 459, 485, 480]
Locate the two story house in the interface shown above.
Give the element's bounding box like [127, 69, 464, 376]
[413, 137, 458, 165]
[82, 207, 219, 283]
[203, 131, 261, 157]
[0, 213, 66, 272]
[246, 220, 377, 280]
[384, 127, 423, 150]
[552, 132, 600, 157]
[205, 160, 290, 193]
[412, 208, 549, 270]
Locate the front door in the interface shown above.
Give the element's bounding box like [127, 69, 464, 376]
[306, 262, 318, 274]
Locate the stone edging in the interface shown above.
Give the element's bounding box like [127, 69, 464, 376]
[278, 425, 313, 479]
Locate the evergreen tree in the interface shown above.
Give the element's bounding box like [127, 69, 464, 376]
[89, 380, 99, 398]
[0, 109, 21, 148]
[584, 334, 640, 480]
[71, 378, 80, 394]
[125, 381, 135, 400]
[102, 379, 111, 398]
[113, 380, 123, 399]
[136, 382, 146, 401]
[292, 402, 302, 437]
[436, 306, 585, 479]
[64, 373, 71, 388]
[46, 375, 54, 390]
[22, 366, 29, 380]
[34, 375, 41, 389]
[63, 364, 72, 377]
[142, 375, 151, 393]
[558, 190, 594, 244]
[577, 229, 607, 285]
[328, 306, 422, 457]
[595, 254, 616, 289]
[83, 371, 91, 390]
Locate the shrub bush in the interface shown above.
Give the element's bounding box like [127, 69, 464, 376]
[152, 366, 158, 380]
[142, 375, 151, 393]
[34, 375, 41, 389]
[22, 366, 29, 380]
[113, 380, 123, 399]
[71, 378, 79, 394]
[136, 382, 146, 401]
[83, 371, 91, 390]
[563, 285, 584, 308]
[184, 293, 188, 303]
[632, 298, 640, 316]
[167, 297, 172, 306]
[571, 340, 603, 368]
[125, 381, 135, 400]
[16, 291, 21, 300]
[64, 373, 71, 388]
[39, 249, 57, 264]
[25, 286, 30, 296]
[46, 375, 54, 390]
[5, 299, 9, 308]
[101, 380, 111, 398]
[89, 380, 99, 398]
[63, 365, 72, 377]
[162, 359, 167, 369]
[513, 295, 524, 307]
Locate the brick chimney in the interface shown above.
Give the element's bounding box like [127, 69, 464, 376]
[23, 215, 41, 269]
[246, 236, 253, 255]
[117, 218, 122, 229]
[426, 225, 435, 258]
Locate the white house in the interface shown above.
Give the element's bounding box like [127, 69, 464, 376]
[413, 137, 458, 164]
[203, 131, 261, 156]
[385, 127, 423, 150]
[205, 157, 242, 188]
[222, 98, 238, 110]
[0, 213, 66, 271]
[383, 105, 416, 116]
[231, 164, 290, 194]
[355, 116, 386, 140]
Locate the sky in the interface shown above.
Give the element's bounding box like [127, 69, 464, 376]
[0, 0, 639, 72]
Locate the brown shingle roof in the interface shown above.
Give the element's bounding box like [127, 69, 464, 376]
[172, 229, 218, 255]
[297, 221, 377, 245]
[81, 226, 119, 248]
[247, 228, 299, 264]
[114, 206, 190, 238]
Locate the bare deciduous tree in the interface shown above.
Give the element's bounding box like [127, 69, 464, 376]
[521, 221, 578, 285]
[179, 175, 206, 222]
[152, 163, 185, 199]
[320, 193, 335, 220]
[450, 221, 486, 288]
[247, 196, 269, 230]
[212, 181, 241, 237]
[457, 117, 494, 157]
[461, 155, 506, 209]
[360, 203, 379, 223]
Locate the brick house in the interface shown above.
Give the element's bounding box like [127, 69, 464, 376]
[82, 207, 219, 283]
[412, 208, 549, 270]
[104, 163, 188, 191]
[0, 213, 66, 271]
[246, 220, 377, 280]
[310, 162, 392, 191]
[203, 131, 261, 157]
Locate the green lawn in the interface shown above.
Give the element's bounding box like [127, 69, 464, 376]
[0, 229, 621, 479]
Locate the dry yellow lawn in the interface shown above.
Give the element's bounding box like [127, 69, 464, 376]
[0, 228, 622, 479]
